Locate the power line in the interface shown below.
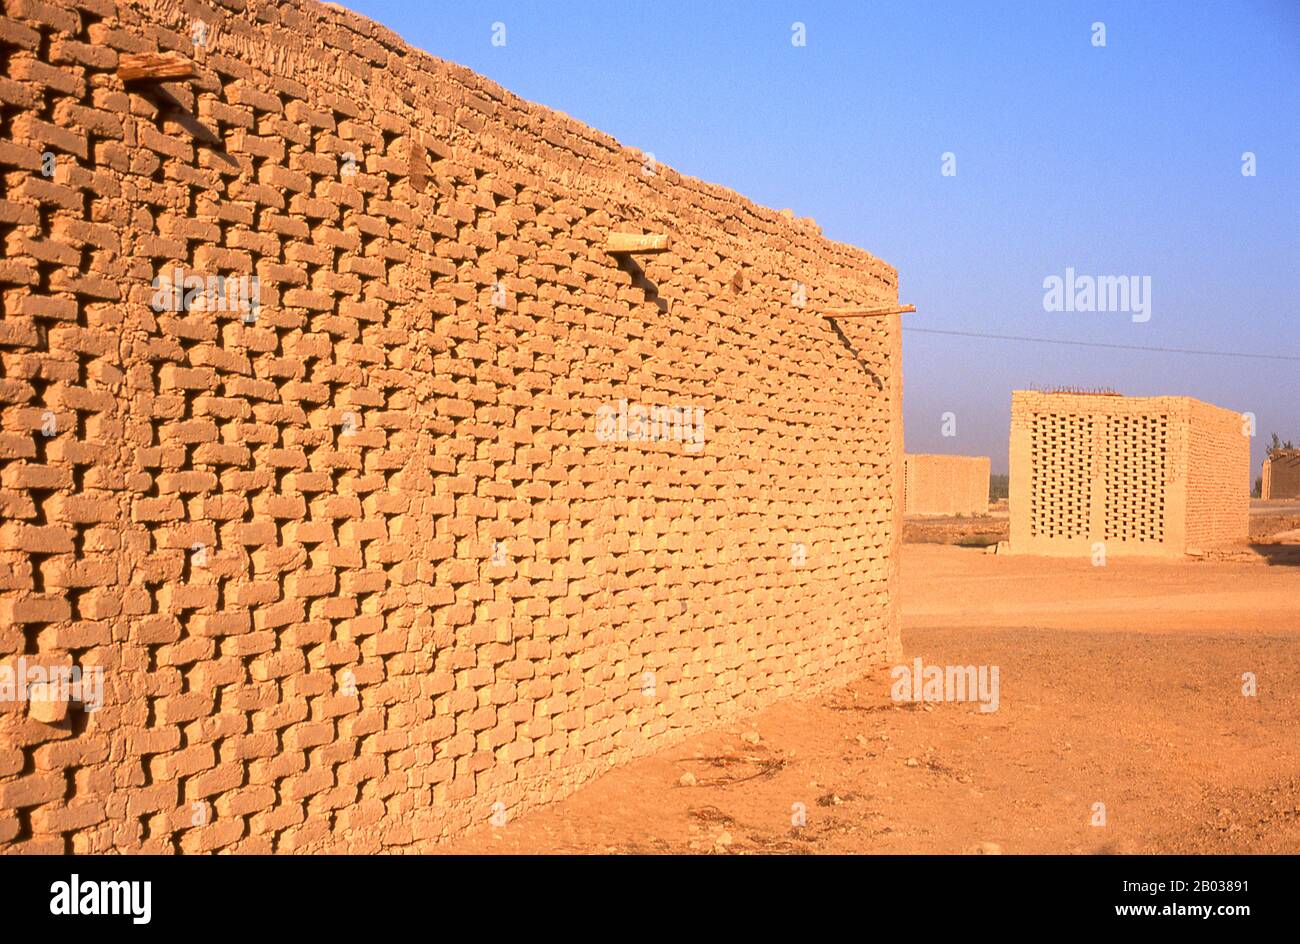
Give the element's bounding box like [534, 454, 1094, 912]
[902, 327, 1300, 362]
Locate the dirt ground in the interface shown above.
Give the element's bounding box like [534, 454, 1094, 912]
[441, 541, 1300, 855]
[904, 514, 1007, 546]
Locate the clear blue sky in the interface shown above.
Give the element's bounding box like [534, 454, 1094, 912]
[348, 0, 1298, 477]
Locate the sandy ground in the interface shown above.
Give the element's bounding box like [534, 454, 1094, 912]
[441, 543, 1300, 854]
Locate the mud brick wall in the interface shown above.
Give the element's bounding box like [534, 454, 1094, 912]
[1009, 391, 1248, 557]
[1183, 399, 1250, 550]
[1262, 451, 1300, 500]
[0, 0, 903, 852]
[902, 454, 989, 517]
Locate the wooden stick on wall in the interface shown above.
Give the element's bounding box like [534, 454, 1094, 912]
[117, 53, 195, 83]
[606, 233, 671, 254]
[820, 305, 916, 319]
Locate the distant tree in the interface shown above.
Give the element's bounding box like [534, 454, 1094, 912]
[1253, 476, 1262, 498]
[1267, 433, 1296, 457]
[988, 473, 1009, 501]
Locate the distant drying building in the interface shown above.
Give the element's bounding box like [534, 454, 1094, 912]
[904, 454, 990, 516]
[1261, 450, 1300, 499]
[1009, 391, 1249, 556]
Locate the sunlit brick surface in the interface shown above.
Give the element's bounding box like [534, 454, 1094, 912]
[0, 0, 903, 851]
[1009, 391, 1248, 557]
[1261, 451, 1300, 500]
[902, 454, 989, 517]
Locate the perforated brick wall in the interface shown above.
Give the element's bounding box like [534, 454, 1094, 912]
[1009, 391, 1248, 557]
[902, 454, 989, 517]
[0, 0, 903, 852]
[1261, 451, 1300, 500]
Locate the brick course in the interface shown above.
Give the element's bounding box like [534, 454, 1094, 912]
[0, 0, 902, 851]
[903, 454, 989, 517]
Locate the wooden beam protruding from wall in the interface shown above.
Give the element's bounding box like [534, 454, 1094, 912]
[117, 53, 195, 83]
[820, 305, 916, 319]
[606, 233, 671, 254]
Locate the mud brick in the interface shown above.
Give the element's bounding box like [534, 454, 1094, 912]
[178, 816, 245, 853]
[0, 317, 41, 356]
[185, 762, 244, 801]
[131, 496, 184, 522]
[159, 364, 217, 392]
[249, 800, 305, 837]
[48, 494, 118, 524]
[7, 0, 78, 31]
[0, 15, 40, 50]
[30, 798, 107, 834]
[0, 77, 41, 120]
[53, 101, 122, 141]
[33, 736, 109, 773]
[0, 522, 75, 553]
[339, 614, 382, 637]
[9, 56, 84, 98]
[0, 139, 46, 173]
[199, 96, 255, 130]
[212, 785, 273, 820]
[0, 745, 28, 780]
[253, 599, 304, 631]
[261, 447, 308, 469]
[283, 720, 335, 752]
[282, 766, 334, 803]
[261, 164, 312, 194]
[0, 771, 68, 810]
[136, 124, 193, 163]
[283, 570, 336, 599]
[154, 694, 217, 731]
[156, 584, 217, 613]
[191, 611, 251, 638]
[2, 463, 70, 494]
[12, 177, 83, 214]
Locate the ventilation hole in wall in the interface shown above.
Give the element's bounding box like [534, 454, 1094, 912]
[14, 808, 34, 844]
[67, 705, 90, 738]
[1103, 413, 1167, 544]
[1029, 412, 1093, 540]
